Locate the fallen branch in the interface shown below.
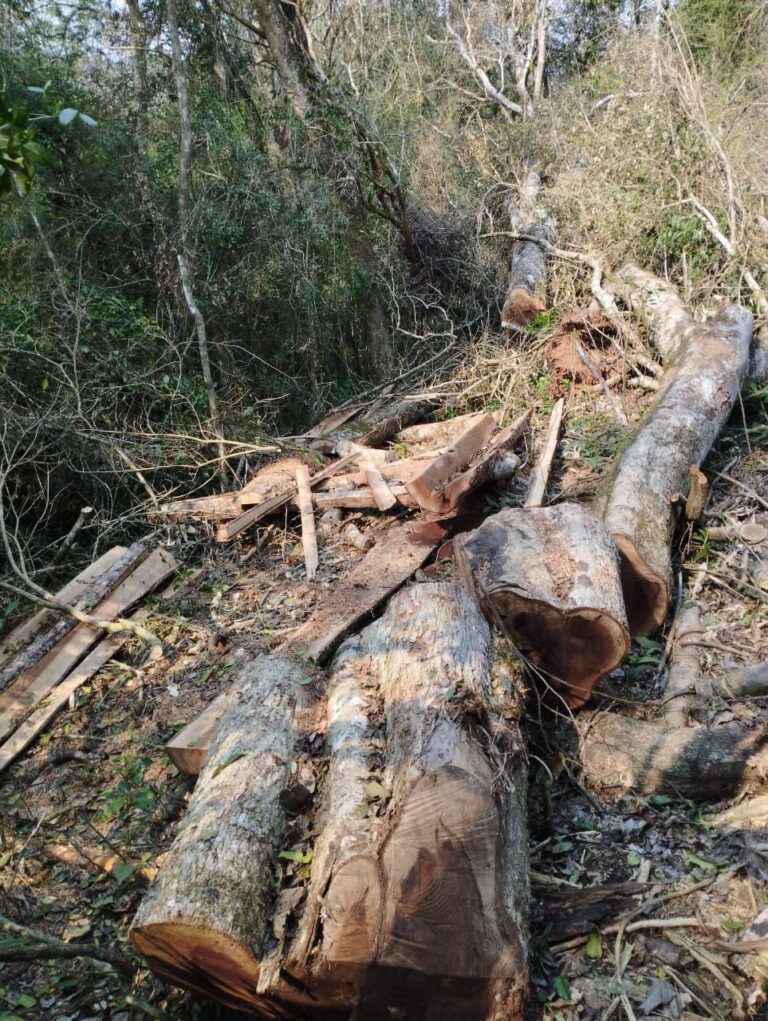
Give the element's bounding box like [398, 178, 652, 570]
[0, 912, 133, 976]
[525, 398, 564, 508]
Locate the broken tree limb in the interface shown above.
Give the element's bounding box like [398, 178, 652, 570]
[596, 266, 753, 634]
[287, 582, 528, 1020]
[295, 465, 319, 581]
[525, 398, 564, 508]
[580, 714, 768, 800]
[0, 542, 148, 693]
[662, 603, 702, 730]
[148, 493, 241, 524]
[130, 654, 316, 1014]
[455, 503, 629, 708]
[501, 172, 555, 330]
[698, 661, 768, 701]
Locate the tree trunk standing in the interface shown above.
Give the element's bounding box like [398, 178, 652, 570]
[597, 266, 753, 634]
[501, 171, 554, 330]
[455, 504, 629, 708]
[166, 0, 228, 486]
[126, 0, 148, 139]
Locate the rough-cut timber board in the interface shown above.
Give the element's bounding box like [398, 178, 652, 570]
[236, 456, 306, 509]
[215, 454, 357, 543]
[0, 550, 178, 745]
[165, 693, 228, 775]
[279, 519, 447, 663]
[313, 484, 416, 511]
[0, 632, 126, 774]
[0, 546, 127, 666]
[442, 409, 530, 509]
[406, 413, 497, 513]
[167, 520, 447, 775]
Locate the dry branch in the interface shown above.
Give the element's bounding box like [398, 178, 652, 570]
[525, 398, 564, 508]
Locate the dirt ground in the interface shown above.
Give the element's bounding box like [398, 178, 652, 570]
[1, 344, 767, 1021]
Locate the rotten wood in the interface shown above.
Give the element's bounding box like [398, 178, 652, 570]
[525, 398, 564, 509]
[455, 502, 629, 707]
[598, 266, 753, 634]
[698, 660, 768, 701]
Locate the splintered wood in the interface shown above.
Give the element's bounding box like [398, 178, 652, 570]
[296, 465, 319, 580]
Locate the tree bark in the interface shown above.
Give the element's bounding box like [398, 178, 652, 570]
[129, 653, 317, 1014]
[597, 265, 753, 634]
[455, 503, 629, 708]
[580, 714, 768, 801]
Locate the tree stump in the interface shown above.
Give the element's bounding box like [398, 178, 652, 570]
[455, 503, 629, 707]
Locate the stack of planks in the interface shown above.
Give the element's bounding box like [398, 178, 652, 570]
[0, 543, 180, 775]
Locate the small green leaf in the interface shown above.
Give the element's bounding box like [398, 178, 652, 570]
[111, 861, 134, 885]
[685, 852, 717, 872]
[78, 112, 98, 128]
[445, 685, 457, 701]
[278, 849, 313, 864]
[212, 751, 245, 777]
[648, 794, 674, 806]
[355, 802, 369, 818]
[58, 107, 78, 125]
[585, 931, 602, 959]
[364, 781, 389, 801]
[553, 975, 572, 1000]
[296, 675, 313, 686]
[627, 850, 641, 866]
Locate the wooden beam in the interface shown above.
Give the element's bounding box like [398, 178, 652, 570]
[296, 465, 319, 581]
[360, 459, 398, 511]
[525, 398, 564, 508]
[406, 413, 497, 513]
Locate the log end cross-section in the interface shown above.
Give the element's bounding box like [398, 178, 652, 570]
[455, 503, 629, 708]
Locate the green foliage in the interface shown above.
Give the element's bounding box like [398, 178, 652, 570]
[0, 98, 53, 199]
[677, 0, 766, 76]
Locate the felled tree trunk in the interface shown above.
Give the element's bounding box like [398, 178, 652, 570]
[287, 582, 528, 1021]
[597, 265, 753, 634]
[133, 584, 529, 1020]
[501, 171, 554, 330]
[580, 714, 768, 801]
[129, 653, 318, 1015]
[455, 503, 629, 707]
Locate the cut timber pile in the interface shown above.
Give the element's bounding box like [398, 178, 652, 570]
[131, 583, 528, 1020]
[0, 546, 180, 774]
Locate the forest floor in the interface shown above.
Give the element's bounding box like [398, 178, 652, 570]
[0, 319, 767, 1021]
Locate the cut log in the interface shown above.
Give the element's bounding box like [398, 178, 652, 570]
[140, 584, 528, 1020]
[580, 714, 768, 799]
[0, 549, 177, 745]
[237, 456, 306, 509]
[359, 395, 443, 447]
[598, 266, 753, 634]
[0, 545, 127, 666]
[0, 542, 148, 694]
[130, 653, 317, 1015]
[215, 454, 356, 543]
[288, 582, 528, 1020]
[501, 170, 554, 330]
[148, 494, 241, 524]
[455, 503, 629, 707]
[525, 399, 564, 509]
[166, 520, 447, 776]
[406, 412, 497, 513]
